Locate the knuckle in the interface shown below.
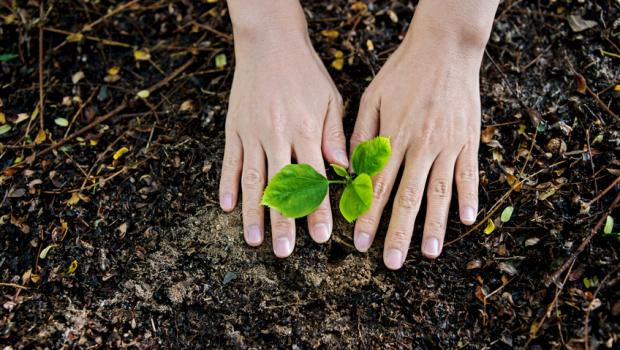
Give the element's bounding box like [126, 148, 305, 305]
[419, 124, 435, 146]
[426, 220, 445, 234]
[389, 229, 409, 245]
[460, 190, 478, 203]
[242, 168, 264, 188]
[298, 118, 320, 141]
[357, 215, 376, 229]
[397, 184, 421, 210]
[456, 167, 478, 183]
[243, 207, 262, 220]
[222, 155, 241, 170]
[350, 128, 370, 146]
[429, 178, 450, 199]
[373, 177, 389, 200]
[274, 219, 293, 234]
[327, 127, 345, 142]
[311, 207, 331, 220]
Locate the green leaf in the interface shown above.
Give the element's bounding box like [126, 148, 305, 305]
[0, 124, 11, 135]
[215, 53, 227, 69]
[0, 53, 18, 62]
[331, 164, 349, 178]
[351, 136, 391, 176]
[603, 215, 613, 235]
[339, 173, 373, 222]
[54, 118, 69, 127]
[262, 164, 328, 218]
[39, 244, 59, 259]
[500, 206, 514, 222]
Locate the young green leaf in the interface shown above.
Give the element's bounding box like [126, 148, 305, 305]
[500, 206, 514, 222]
[351, 136, 391, 176]
[339, 173, 373, 222]
[603, 215, 613, 234]
[262, 164, 329, 218]
[331, 164, 349, 178]
[0, 53, 18, 62]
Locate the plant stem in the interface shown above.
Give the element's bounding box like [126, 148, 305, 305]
[328, 180, 348, 185]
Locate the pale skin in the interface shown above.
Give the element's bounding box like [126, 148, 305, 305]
[219, 0, 500, 269]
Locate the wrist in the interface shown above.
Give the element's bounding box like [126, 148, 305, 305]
[227, 0, 308, 43]
[407, 0, 498, 52]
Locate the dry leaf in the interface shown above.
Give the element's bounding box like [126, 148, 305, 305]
[136, 90, 150, 99]
[575, 74, 587, 94]
[320, 29, 339, 39]
[331, 58, 344, 71]
[483, 218, 495, 235]
[15, 113, 29, 124]
[481, 126, 497, 143]
[134, 49, 151, 61]
[506, 174, 522, 192]
[66, 192, 81, 206]
[366, 39, 374, 51]
[113, 147, 129, 160]
[567, 15, 597, 32]
[0, 112, 5, 124]
[67, 260, 78, 274]
[72, 71, 85, 84]
[34, 129, 46, 144]
[66, 33, 84, 42]
[180, 100, 194, 112]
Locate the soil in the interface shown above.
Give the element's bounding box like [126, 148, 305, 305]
[1, 0, 620, 349]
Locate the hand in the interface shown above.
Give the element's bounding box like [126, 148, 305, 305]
[219, 3, 348, 258]
[350, 1, 497, 269]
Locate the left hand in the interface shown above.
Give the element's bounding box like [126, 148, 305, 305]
[350, 7, 494, 269]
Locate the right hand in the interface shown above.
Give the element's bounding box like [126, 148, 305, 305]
[218, 19, 348, 258]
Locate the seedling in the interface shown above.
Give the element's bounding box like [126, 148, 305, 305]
[262, 136, 391, 222]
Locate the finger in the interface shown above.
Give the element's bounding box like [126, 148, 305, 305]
[353, 149, 405, 253]
[322, 95, 349, 167]
[421, 152, 458, 259]
[349, 92, 379, 162]
[241, 139, 266, 246]
[382, 154, 434, 270]
[455, 137, 480, 225]
[268, 150, 296, 258]
[219, 131, 242, 212]
[296, 144, 332, 243]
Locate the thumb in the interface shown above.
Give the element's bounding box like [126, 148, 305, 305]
[322, 96, 349, 167]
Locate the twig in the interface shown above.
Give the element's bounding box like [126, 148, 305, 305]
[44, 27, 131, 48]
[527, 259, 576, 345]
[81, 0, 139, 32]
[585, 85, 620, 123]
[0, 282, 28, 290]
[189, 21, 232, 41]
[565, 58, 620, 123]
[587, 175, 620, 206]
[38, 1, 45, 132]
[545, 191, 620, 286]
[583, 268, 618, 350]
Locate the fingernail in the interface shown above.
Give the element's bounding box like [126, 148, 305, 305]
[313, 223, 331, 243]
[221, 193, 233, 211]
[246, 225, 262, 246]
[335, 150, 349, 167]
[275, 237, 292, 257]
[385, 249, 403, 270]
[354, 232, 372, 252]
[423, 237, 440, 258]
[463, 207, 477, 224]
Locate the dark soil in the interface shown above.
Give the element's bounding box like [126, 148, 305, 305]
[1, 0, 620, 348]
